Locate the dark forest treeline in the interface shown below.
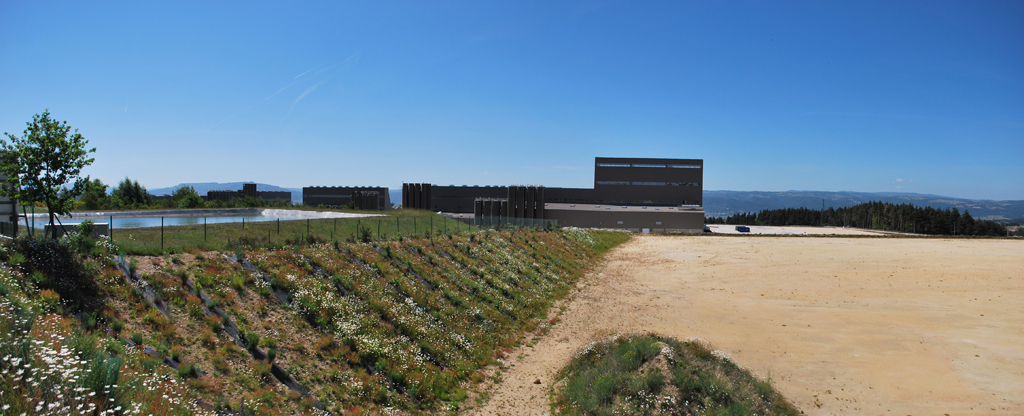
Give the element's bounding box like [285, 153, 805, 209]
[705, 201, 1010, 236]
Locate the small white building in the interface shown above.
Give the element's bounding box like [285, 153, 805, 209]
[0, 171, 18, 237]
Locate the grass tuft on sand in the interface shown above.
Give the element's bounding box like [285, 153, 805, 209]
[553, 333, 800, 416]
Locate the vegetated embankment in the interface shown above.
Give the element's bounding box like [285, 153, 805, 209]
[0, 228, 627, 415]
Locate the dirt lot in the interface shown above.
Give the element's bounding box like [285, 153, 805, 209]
[467, 235, 1024, 415]
[706, 225, 886, 235]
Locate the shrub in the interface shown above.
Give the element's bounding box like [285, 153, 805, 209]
[103, 338, 125, 356]
[230, 274, 245, 290]
[207, 316, 224, 332]
[7, 251, 26, 267]
[211, 351, 230, 374]
[81, 351, 124, 404]
[358, 225, 373, 243]
[172, 186, 205, 209]
[16, 238, 87, 295]
[37, 289, 60, 312]
[250, 360, 272, 381]
[177, 362, 200, 378]
[78, 219, 95, 236]
[201, 329, 217, 348]
[186, 296, 205, 319]
[170, 345, 184, 361]
[246, 331, 261, 350]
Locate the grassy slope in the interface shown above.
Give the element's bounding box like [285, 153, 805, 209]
[0, 228, 628, 415]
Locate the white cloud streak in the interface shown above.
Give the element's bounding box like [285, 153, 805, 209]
[282, 50, 363, 120]
[286, 80, 327, 117]
[210, 50, 365, 128]
[294, 65, 318, 79]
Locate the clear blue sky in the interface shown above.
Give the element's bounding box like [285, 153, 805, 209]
[2, 1, 1021, 200]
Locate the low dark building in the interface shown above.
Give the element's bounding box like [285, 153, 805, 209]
[402, 157, 705, 233]
[303, 186, 391, 210]
[206, 183, 291, 203]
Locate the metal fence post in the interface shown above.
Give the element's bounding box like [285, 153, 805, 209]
[23, 205, 29, 239]
[161, 217, 164, 250]
[110, 215, 113, 242]
[204, 217, 207, 242]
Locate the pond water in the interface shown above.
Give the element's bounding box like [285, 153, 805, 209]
[28, 209, 383, 230]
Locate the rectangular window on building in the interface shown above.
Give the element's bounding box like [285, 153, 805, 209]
[597, 163, 631, 167]
[632, 164, 666, 168]
[596, 181, 631, 185]
[668, 164, 702, 169]
[617, 221, 624, 224]
[656, 221, 662, 225]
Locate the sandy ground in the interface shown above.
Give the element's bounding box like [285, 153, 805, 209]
[706, 225, 885, 235]
[466, 235, 1024, 415]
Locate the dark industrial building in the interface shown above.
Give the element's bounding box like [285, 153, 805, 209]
[403, 157, 704, 233]
[207, 183, 291, 203]
[303, 186, 391, 211]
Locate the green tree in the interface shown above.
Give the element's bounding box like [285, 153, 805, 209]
[1, 110, 96, 239]
[79, 178, 109, 210]
[172, 185, 205, 208]
[111, 177, 151, 208]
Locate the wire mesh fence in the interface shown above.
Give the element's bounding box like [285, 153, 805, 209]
[5, 212, 558, 254]
[107, 215, 480, 254]
[470, 216, 556, 229]
[0, 221, 16, 238]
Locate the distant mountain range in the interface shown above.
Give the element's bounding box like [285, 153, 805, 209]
[149, 182, 304, 203]
[150, 184, 1023, 222]
[389, 189, 402, 207]
[703, 190, 1024, 221]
